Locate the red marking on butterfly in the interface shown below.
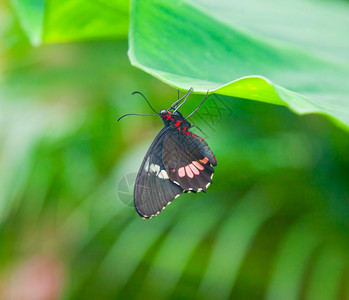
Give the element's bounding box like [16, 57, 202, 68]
[185, 131, 190, 136]
[178, 167, 185, 177]
[189, 163, 200, 175]
[185, 165, 194, 178]
[192, 161, 204, 170]
[177, 163, 202, 179]
[175, 120, 181, 127]
[193, 134, 197, 137]
[199, 157, 209, 164]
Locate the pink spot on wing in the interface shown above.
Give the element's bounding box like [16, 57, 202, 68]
[192, 161, 204, 170]
[178, 167, 185, 177]
[189, 164, 200, 175]
[185, 166, 194, 178]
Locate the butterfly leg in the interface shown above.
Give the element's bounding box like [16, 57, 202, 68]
[191, 124, 208, 138]
[185, 90, 209, 120]
[171, 87, 193, 111]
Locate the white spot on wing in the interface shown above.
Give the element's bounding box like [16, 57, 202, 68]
[144, 157, 150, 172]
[149, 163, 160, 175]
[158, 169, 169, 179]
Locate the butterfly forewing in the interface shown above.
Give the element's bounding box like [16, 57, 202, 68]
[162, 129, 215, 192]
[134, 128, 183, 218]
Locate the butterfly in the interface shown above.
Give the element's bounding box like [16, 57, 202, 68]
[118, 88, 217, 219]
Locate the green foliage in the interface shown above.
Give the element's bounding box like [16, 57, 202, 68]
[11, 0, 129, 45]
[1, 1, 349, 300]
[129, 0, 349, 130]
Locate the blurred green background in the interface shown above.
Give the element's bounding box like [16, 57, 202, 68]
[1, 1, 349, 300]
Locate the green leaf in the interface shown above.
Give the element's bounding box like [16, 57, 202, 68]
[143, 203, 222, 298]
[128, 0, 349, 131]
[266, 215, 321, 300]
[198, 189, 274, 300]
[11, 0, 129, 45]
[97, 217, 175, 291]
[10, 0, 45, 46]
[305, 246, 344, 300]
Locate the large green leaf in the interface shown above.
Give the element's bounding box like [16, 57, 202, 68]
[128, 0, 349, 130]
[10, 0, 129, 45]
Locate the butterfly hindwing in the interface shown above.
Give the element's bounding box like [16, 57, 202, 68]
[162, 129, 215, 192]
[134, 128, 183, 219]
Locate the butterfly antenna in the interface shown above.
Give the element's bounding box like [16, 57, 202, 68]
[132, 91, 158, 114]
[170, 87, 193, 110]
[185, 90, 209, 120]
[117, 113, 158, 122]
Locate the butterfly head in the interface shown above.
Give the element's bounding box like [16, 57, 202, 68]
[159, 110, 175, 125]
[159, 109, 169, 116]
[159, 109, 189, 127]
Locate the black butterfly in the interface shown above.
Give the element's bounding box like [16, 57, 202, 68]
[118, 88, 217, 219]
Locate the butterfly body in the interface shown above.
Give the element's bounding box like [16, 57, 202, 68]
[133, 106, 217, 219]
[119, 89, 217, 219]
